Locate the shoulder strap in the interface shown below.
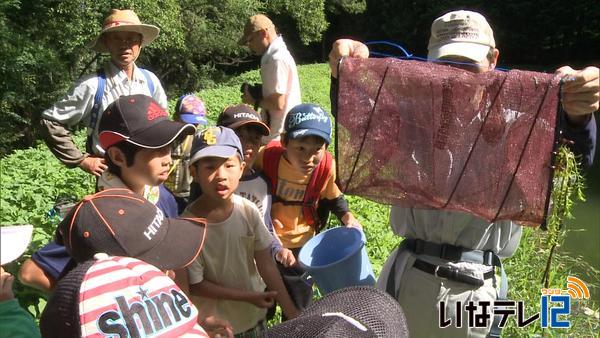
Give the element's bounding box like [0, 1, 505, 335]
[303, 151, 333, 231]
[89, 69, 106, 130]
[262, 144, 285, 197]
[139, 68, 156, 96]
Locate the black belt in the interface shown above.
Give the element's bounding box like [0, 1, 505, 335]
[404, 238, 495, 266]
[413, 259, 495, 287]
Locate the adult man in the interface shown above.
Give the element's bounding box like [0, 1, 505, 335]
[40, 9, 167, 177]
[329, 10, 598, 337]
[239, 14, 301, 143]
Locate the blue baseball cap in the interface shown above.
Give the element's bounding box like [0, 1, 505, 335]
[189, 126, 244, 164]
[284, 104, 332, 144]
[175, 94, 208, 125]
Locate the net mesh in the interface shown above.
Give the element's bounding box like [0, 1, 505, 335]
[336, 58, 561, 225]
[263, 286, 408, 337]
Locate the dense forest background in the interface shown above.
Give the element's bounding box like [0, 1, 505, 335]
[1, 0, 598, 156]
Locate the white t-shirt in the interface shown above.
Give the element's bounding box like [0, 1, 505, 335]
[184, 195, 273, 334]
[236, 171, 273, 230]
[260, 36, 301, 142]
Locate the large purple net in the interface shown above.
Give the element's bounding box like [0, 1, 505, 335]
[336, 58, 561, 226]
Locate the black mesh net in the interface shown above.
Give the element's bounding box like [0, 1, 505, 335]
[263, 286, 409, 337]
[336, 58, 561, 226]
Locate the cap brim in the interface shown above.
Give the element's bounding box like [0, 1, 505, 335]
[428, 42, 490, 63]
[189, 145, 239, 164]
[289, 129, 331, 144]
[137, 218, 206, 270]
[226, 120, 270, 136]
[0, 225, 33, 265]
[128, 120, 195, 149]
[88, 24, 160, 53]
[264, 313, 375, 337]
[180, 114, 208, 125]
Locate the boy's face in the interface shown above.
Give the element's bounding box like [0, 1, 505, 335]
[120, 146, 172, 187]
[283, 135, 327, 175]
[190, 155, 245, 201]
[234, 125, 263, 168]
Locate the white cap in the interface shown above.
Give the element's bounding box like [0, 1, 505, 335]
[1, 225, 33, 265]
[427, 10, 495, 63]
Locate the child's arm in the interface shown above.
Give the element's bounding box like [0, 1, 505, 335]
[18, 259, 55, 293]
[189, 280, 277, 309]
[254, 248, 300, 319]
[174, 267, 190, 296]
[271, 219, 296, 267]
[321, 195, 362, 228]
[341, 211, 362, 229]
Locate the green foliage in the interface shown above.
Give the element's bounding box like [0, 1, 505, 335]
[0, 0, 337, 155]
[0, 131, 95, 315]
[503, 227, 599, 337]
[546, 144, 586, 247]
[267, 0, 329, 45]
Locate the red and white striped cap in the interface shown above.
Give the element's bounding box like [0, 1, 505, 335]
[40, 255, 208, 338]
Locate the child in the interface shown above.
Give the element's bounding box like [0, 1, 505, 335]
[19, 94, 195, 293]
[165, 94, 208, 213]
[40, 255, 211, 338]
[217, 104, 293, 266]
[184, 126, 299, 335]
[254, 103, 361, 310]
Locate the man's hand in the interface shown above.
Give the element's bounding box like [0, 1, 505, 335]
[0, 267, 15, 302]
[275, 248, 296, 267]
[556, 66, 599, 125]
[246, 290, 277, 308]
[328, 39, 370, 78]
[79, 156, 107, 177]
[200, 315, 234, 338]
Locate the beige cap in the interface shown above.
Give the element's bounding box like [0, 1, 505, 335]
[427, 10, 495, 63]
[88, 9, 160, 53]
[238, 14, 275, 45]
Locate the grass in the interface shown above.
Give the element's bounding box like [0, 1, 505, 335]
[1, 63, 598, 336]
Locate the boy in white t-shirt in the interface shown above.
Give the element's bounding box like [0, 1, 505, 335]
[183, 126, 298, 336]
[217, 104, 295, 267]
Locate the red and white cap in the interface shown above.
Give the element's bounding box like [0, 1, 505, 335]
[40, 255, 209, 337]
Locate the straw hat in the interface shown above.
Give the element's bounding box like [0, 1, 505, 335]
[88, 9, 160, 53]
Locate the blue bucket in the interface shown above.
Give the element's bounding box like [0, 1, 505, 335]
[298, 227, 376, 294]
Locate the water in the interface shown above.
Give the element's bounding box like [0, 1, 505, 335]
[562, 140, 600, 299]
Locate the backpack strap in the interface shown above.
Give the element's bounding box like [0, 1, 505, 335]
[88, 69, 106, 131]
[302, 151, 333, 232]
[262, 143, 285, 197]
[139, 68, 156, 96]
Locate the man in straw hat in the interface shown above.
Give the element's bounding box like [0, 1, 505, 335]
[328, 9, 597, 338]
[239, 14, 301, 144]
[40, 9, 167, 177]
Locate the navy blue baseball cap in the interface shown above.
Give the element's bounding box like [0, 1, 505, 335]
[190, 126, 244, 164]
[284, 104, 332, 144]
